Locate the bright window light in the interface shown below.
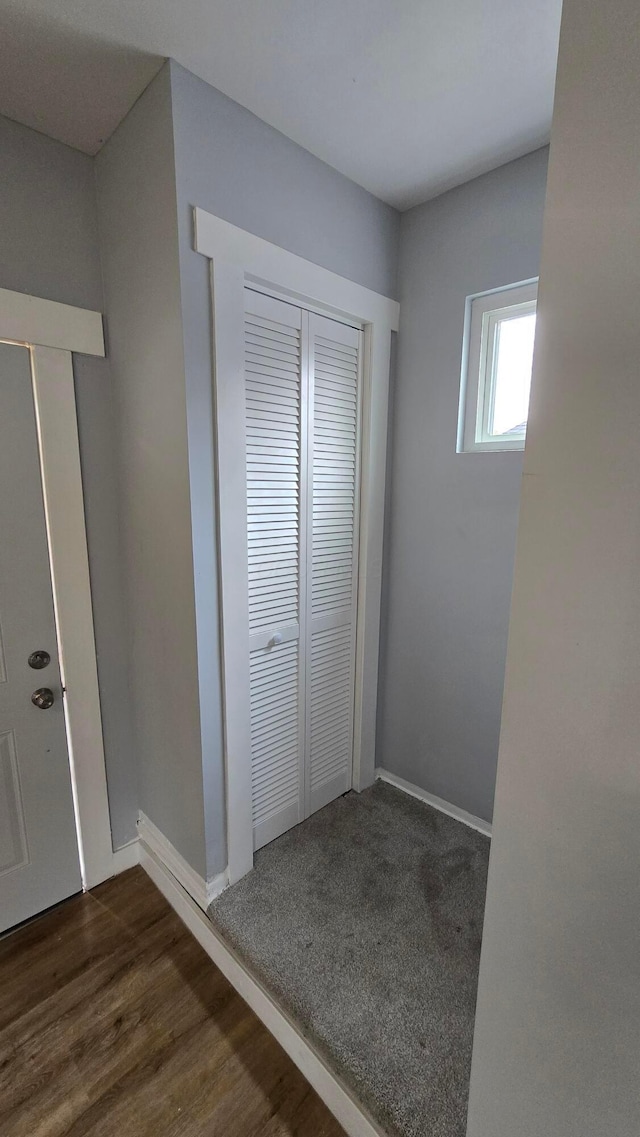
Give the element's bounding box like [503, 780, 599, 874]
[491, 313, 536, 436]
[458, 281, 538, 453]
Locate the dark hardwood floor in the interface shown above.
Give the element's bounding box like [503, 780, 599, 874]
[0, 866, 345, 1137]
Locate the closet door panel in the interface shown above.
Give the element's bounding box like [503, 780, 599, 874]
[250, 638, 301, 848]
[307, 314, 361, 815]
[244, 289, 306, 849]
[308, 624, 354, 812]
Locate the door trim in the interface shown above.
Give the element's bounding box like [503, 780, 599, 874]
[194, 209, 399, 883]
[0, 287, 104, 356]
[1, 288, 114, 890]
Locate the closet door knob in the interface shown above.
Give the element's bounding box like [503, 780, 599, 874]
[268, 632, 283, 648]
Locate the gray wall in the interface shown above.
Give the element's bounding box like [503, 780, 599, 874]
[376, 148, 548, 823]
[167, 60, 400, 874]
[0, 113, 136, 849]
[96, 63, 210, 876]
[467, 0, 640, 1131]
[169, 60, 400, 300]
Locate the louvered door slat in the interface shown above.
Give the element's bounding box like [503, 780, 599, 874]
[245, 290, 305, 850]
[306, 314, 361, 816]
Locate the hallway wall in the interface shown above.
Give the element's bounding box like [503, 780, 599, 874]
[467, 0, 640, 1130]
[0, 113, 136, 849]
[377, 148, 548, 823]
[96, 63, 209, 876]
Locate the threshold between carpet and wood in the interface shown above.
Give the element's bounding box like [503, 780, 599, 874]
[209, 780, 490, 1137]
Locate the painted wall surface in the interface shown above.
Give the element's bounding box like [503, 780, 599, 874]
[168, 60, 400, 874]
[169, 61, 399, 300]
[96, 64, 208, 875]
[467, 0, 640, 1132]
[377, 149, 548, 823]
[0, 113, 136, 849]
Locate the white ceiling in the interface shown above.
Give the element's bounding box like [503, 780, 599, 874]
[0, 0, 562, 209]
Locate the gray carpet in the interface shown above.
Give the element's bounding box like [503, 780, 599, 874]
[209, 781, 490, 1137]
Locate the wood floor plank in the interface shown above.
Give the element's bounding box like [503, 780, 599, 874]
[0, 893, 126, 1031]
[0, 868, 345, 1137]
[90, 866, 178, 940]
[0, 901, 196, 1057]
[1, 925, 231, 1124]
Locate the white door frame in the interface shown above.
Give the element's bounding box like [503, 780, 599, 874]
[0, 286, 115, 889]
[194, 210, 400, 883]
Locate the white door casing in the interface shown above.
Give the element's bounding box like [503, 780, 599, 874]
[0, 288, 114, 900]
[194, 209, 399, 883]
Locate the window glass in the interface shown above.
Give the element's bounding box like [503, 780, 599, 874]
[490, 312, 536, 437]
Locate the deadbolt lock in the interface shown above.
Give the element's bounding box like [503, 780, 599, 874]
[28, 650, 51, 670]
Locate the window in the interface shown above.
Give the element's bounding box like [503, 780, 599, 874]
[458, 280, 538, 452]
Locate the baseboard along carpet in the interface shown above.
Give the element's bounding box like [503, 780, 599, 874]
[209, 781, 490, 1137]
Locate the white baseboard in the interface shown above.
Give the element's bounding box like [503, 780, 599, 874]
[138, 842, 385, 1137]
[375, 768, 492, 837]
[111, 837, 140, 875]
[137, 812, 228, 910]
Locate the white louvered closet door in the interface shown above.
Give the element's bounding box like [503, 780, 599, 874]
[244, 290, 306, 851]
[244, 290, 361, 851]
[306, 314, 361, 815]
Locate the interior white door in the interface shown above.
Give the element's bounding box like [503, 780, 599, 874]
[306, 313, 360, 815]
[244, 290, 361, 850]
[0, 343, 81, 931]
[244, 291, 305, 850]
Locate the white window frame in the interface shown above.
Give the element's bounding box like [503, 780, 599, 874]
[0, 287, 118, 889]
[458, 279, 538, 453]
[193, 209, 399, 884]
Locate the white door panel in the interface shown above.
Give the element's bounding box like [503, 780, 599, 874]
[245, 291, 305, 849]
[0, 343, 81, 931]
[243, 291, 360, 850]
[306, 314, 360, 816]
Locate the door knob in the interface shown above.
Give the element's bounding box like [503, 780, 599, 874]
[31, 688, 55, 710]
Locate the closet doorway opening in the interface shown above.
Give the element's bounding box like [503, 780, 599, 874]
[195, 208, 399, 882]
